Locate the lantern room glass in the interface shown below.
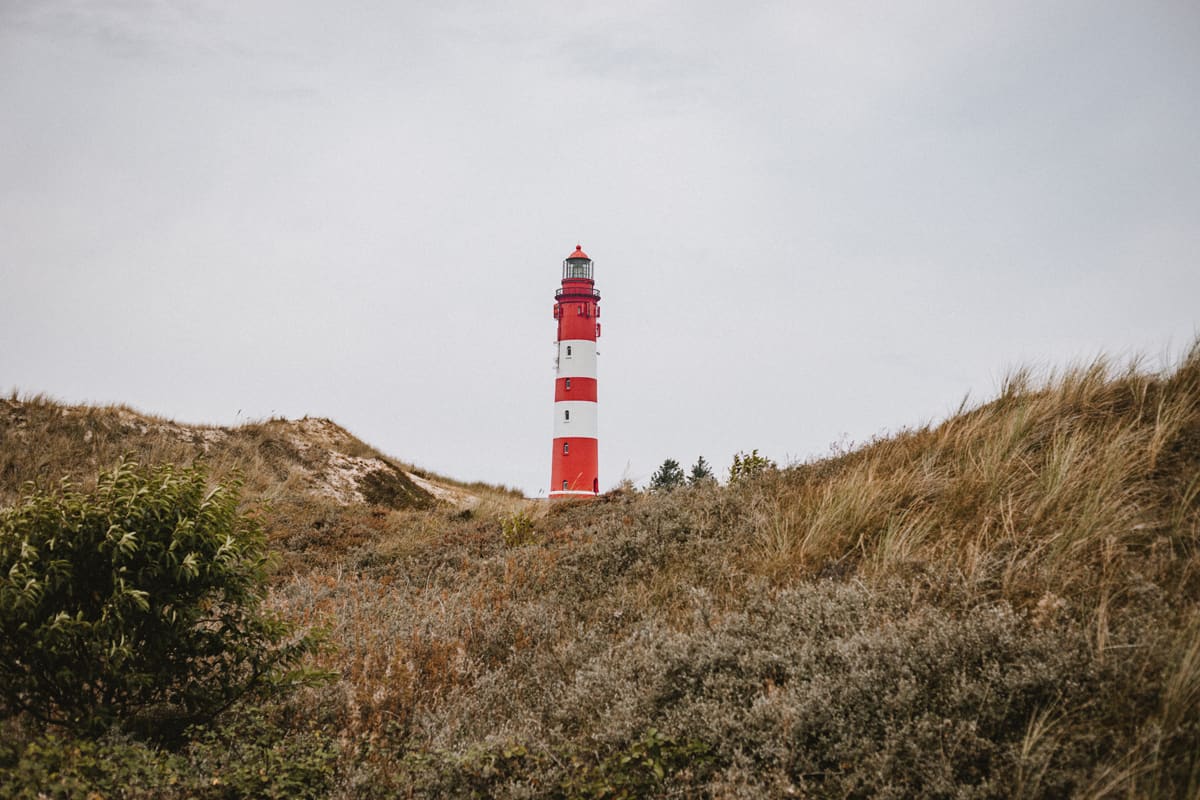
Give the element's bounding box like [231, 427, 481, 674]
[563, 258, 593, 280]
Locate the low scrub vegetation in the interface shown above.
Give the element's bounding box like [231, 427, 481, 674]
[2, 345, 1199, 797]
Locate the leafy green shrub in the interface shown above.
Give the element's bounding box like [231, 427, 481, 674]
[727, 449, 776, 483]
[0, 726, 185, 800]
[183, 704, 338, 799]
[0, 460, 327, 733]
[562, 728, 713, 799]
[0, 704, 337, 799]
[502, 510, 538, 547]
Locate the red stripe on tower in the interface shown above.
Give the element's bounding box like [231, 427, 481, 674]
[550, 245, 600, 497]
[554, 377, 597, 402]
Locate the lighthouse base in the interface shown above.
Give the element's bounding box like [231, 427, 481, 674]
[550, 436, 599, 497]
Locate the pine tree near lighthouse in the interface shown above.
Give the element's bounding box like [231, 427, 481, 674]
[550, 245, 601, 497]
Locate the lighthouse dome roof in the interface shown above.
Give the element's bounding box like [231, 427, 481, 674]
[566, 245, 590, 260]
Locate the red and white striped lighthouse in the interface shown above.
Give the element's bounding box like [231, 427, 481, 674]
[550, 245, 601, 497]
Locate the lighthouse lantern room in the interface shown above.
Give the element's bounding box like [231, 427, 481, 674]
[550, 245, 600, 497]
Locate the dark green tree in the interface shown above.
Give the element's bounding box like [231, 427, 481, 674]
[0, 460, 328, 733]
[648, 459, 686, 492]
[688, 456, 715, 486]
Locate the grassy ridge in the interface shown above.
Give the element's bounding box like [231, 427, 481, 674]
[0, 395, 448, 509]
[255, 347, 1198, 796]
[3, 347, 1199, 797]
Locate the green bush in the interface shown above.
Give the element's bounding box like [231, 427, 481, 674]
[562, 728, 713, 799]
[0, 705, 337, 799]
[183, 704, 338, 799]
[0, 725, 184, 800]
[727, 449, 776, 483]
[502, 511, 538, 548]
[0, 460, 327, 734]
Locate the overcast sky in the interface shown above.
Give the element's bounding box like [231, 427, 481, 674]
[2, 1, 1198, 495]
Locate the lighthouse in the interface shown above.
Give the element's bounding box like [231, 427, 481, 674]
[550, 245, 601, 497]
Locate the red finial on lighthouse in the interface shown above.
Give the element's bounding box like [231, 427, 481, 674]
[550, 244, 601, 497]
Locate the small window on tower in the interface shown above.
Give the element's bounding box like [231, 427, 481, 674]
[566, 345, 572, 357]
[562, 480, 569, 490]
[565, 378, 572, 390]
[564, 409, 570, 421]
[563, 442, 569, 455]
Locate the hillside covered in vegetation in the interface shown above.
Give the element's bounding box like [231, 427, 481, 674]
[0, 394, 528, 512]
[2, 348, 1199, 798]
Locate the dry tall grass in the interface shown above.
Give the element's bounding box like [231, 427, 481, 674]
[743, 351, 1200, 617]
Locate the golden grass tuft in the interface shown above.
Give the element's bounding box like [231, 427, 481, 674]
[743, 348, 1200, 616]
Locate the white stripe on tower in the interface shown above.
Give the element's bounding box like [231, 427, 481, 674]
[553, 400, 598, 438]
[556, 340, 598, 379]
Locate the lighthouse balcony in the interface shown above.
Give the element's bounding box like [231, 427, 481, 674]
[555, 286, 601, 300]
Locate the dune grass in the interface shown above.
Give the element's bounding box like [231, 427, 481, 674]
[0, 394, 483, 510]
[229, 345, 1200, 797]
[3, 346, 1199, 797]
[743, 352, 1200, 612]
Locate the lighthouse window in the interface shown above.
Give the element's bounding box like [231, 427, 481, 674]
[565, 262, 592, 279]
[562, 480, 569, 490]
[564, 409, 570, 421]
[563, 443, 569, 455]
[566, 346, 572, 357]
[565, 378, 571, 390]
